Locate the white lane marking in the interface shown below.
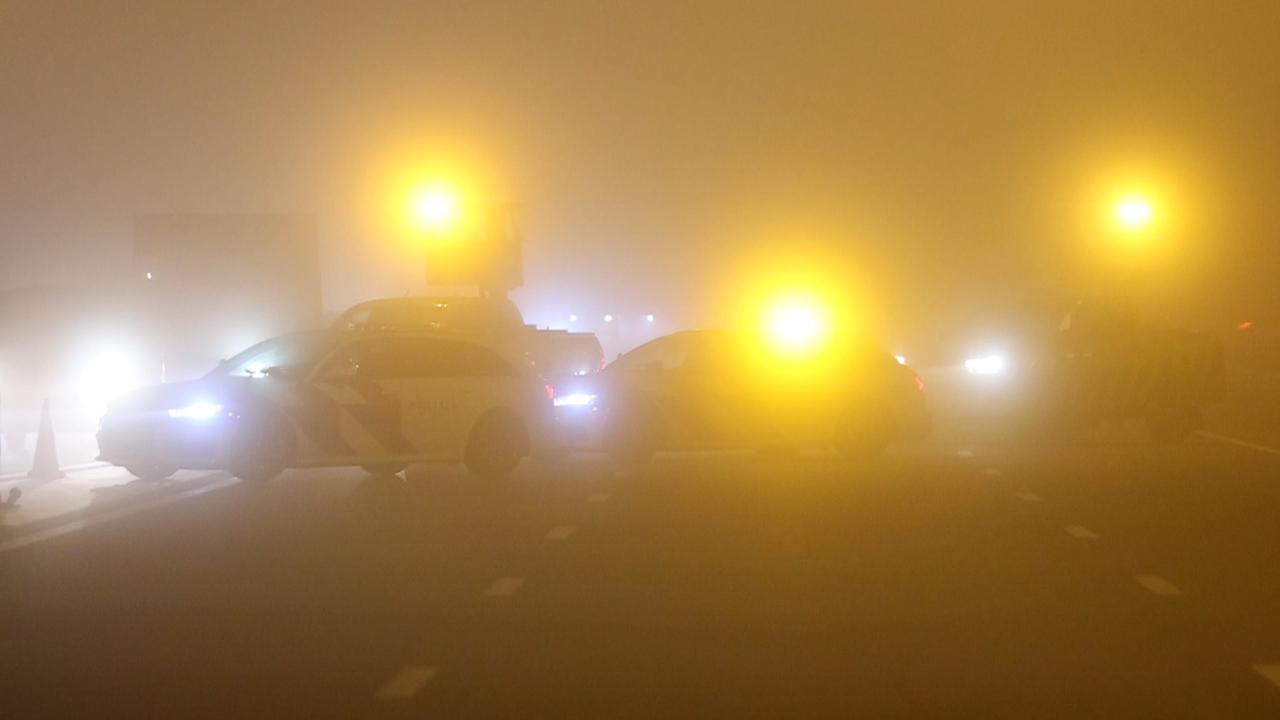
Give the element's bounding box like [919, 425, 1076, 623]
[1014, 491, 1042, 503]
[1064, 524, 1099, 540]
[1136, 575, 1183, 597]
[1253, 664, 1280, 688]
[980, 467, 1004, 478]
[957, 449, 975, 458]
[1196, 431, 1280, 458]
[486, 577, 524, 597]
[375, 665, 437, 700]
[588, 493, 610, 503]
[0, 473, 236, 555]
[545, 525, 576, 541]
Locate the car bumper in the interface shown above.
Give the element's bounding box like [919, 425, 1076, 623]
[97, 412, 228, 469]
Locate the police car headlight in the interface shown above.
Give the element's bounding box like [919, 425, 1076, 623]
[168, 402, 225, 420]
[964, 354, 1006, 375]
[553, 392, 597, 408]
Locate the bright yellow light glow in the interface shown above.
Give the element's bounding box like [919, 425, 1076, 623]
[761, 294, 832, 359]
[712, 242, 879, 395]
[409, 184, 460, 234]
[1114, 196, 1154, 231]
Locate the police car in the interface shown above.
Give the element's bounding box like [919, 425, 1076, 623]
[97, 329, 556, 481]
[956, 301, 1223, 442]
[333, 295, 606, 382]
[593, 330, 929, 465]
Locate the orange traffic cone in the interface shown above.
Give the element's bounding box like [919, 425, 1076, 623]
[28, 399, 65, 481]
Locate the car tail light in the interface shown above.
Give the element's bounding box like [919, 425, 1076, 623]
[544, 383, 556, 400]
[914, 375, 925, 392]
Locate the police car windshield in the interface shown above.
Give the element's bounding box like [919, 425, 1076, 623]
[212, 333, 338, 379]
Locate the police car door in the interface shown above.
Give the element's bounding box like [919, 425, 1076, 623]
[309, 338, 416, 463]
[395, 337, 477, 457]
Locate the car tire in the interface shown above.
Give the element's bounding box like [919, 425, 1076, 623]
[125, 463, 178, 482]
[464, 410, 527, 481]
[226, 409, 293, 482]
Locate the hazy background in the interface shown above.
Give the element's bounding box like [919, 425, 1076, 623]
[3, 0, 1278, 353]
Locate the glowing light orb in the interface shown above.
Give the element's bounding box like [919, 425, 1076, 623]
[761, 296, 832, 358]
[410, 185, 460, 233]
[1114, 197, 1153, 232]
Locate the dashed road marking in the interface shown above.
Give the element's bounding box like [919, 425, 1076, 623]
[1196, 431, 1280, 458]
[1064, 524, 1098, 540]
[486, 577, 524, 597]
[1014, 490, 1042, 503]
[588, 493, 610, 503]
[545, 525, 576, 541]
[1253, 664, 1280, 688]
[375, 665, 437, 700]
[1136, 575, 1183, 597]
[980, 467, 1004, 478]
[0, 473, 235, 555]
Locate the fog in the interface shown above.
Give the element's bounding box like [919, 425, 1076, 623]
[3, 1, 1278, 342]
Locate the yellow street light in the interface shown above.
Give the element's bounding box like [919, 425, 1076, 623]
[760, 293, 832, 359]
[1114, 196, 1154, 233]
[409, 183, 461, 235]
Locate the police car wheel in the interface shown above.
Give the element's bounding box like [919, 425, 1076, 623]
[361, 463, 407, 477]
[464, 411, 527, 480]
[226, 411, 293, 482]
[125, 463, 178, 482]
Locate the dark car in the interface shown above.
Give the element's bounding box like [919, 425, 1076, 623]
[591, 329, 929, 465]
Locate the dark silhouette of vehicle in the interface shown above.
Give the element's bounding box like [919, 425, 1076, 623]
[1020, 303, 1224, 441]
[591, 330, 929, 465]
[332, 296, 604, 384]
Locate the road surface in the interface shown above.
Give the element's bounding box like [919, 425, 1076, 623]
[3, 431, 1280, 717]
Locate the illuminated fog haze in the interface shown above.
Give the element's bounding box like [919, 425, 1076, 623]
[3, 1, 1278, 338]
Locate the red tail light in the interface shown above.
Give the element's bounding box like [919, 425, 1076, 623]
[914, 375, 925, 392]
[544, 383, 556, 400]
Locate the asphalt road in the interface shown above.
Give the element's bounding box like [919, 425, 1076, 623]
[4, 431, 1280, 717]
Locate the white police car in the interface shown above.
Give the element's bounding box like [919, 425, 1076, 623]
[97, 329, 556, 481]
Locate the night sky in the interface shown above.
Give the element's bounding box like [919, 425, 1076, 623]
[3, 1, 1278, 346]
